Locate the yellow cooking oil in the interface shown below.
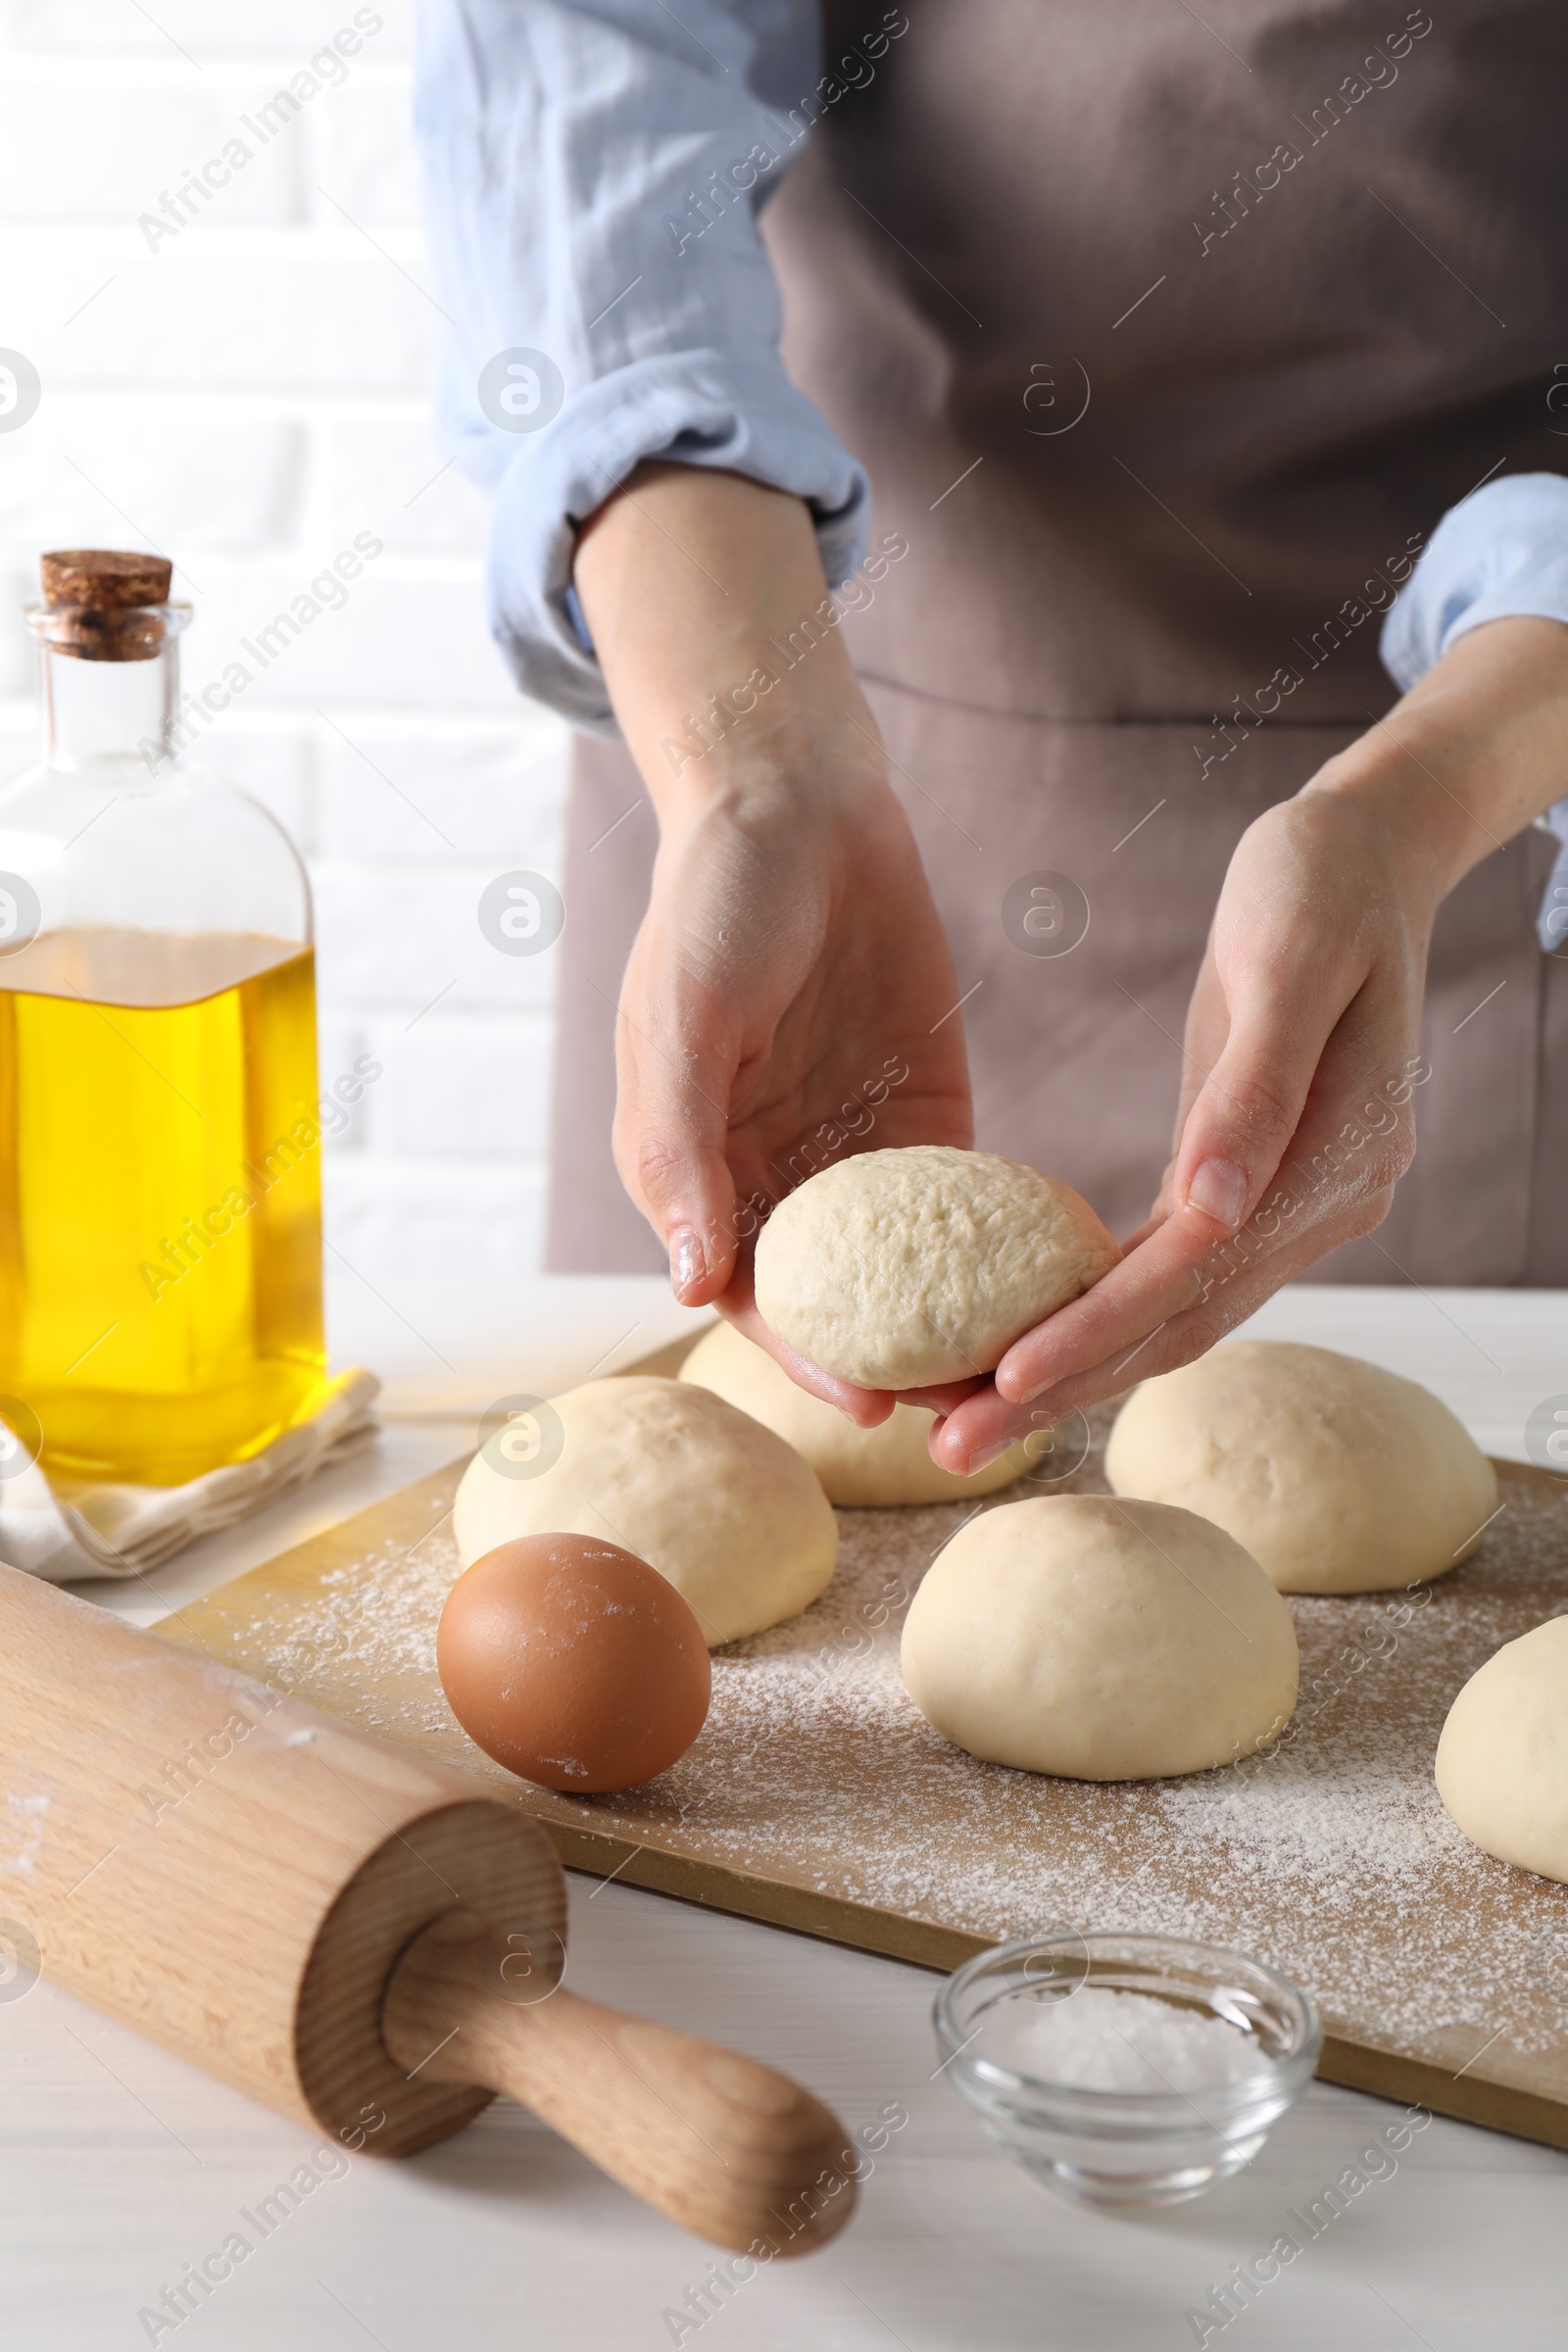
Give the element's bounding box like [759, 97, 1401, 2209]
[0, 926, 330, 1485]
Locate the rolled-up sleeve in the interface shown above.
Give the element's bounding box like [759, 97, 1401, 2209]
[1381, 472, 1568, 951]
[415, 0, 870, 730]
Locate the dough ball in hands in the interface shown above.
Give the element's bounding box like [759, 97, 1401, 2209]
[677, 1319, 1034, 1505]
[1436, 1618, 1568, 1881]
[1104, 1340, 1497, 1595]
[453, 1378, 838, 1647]
[901, 1494, 1298, 1781]
[753, 1146, 1120, 1388]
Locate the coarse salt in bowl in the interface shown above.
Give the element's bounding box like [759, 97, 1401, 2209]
[933, 1931, 1321, 2208]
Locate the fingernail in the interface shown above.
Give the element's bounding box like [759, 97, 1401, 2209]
[1186, 1157, 1248, 1228]
[961, 1441, 1009, 1476]
[668, 1225, 707, 1300]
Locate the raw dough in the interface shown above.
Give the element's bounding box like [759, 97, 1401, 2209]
[901, 1494, 1298, 1780]
[753, 1146, 1119, 1388]
[1104, 1340, 1497, 1595]
[1436, 1617, 1568, 1881]
[452, 1378, 838, 1647]
[677, 1320, 1034, 1505]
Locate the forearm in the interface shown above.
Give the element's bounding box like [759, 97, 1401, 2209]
[1309, 615, 1568, 906]
[572, 464, 880, 826]
[571, 463, 969, 1315]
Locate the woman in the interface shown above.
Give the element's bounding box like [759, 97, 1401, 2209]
[416, 0, 1568, 1470]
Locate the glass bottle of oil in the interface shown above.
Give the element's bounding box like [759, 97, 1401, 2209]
[0, 549, 331, 1485]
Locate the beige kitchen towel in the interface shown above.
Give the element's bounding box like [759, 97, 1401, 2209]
[0, 1368, 380, 1585]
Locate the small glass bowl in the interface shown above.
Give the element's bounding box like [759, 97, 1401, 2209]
[933, 1931, 1322, 2209]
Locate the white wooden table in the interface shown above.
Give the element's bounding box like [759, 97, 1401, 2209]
[4, 1279, 1567, 2350]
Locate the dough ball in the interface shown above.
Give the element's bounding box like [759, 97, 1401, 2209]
[1104, 1340, 1497, 1595]
[438, 1534, 710, 1792]
[677, 1320, 1034, 1505]
[901, 1494, 1298, 1781]
[1436, 1617, 1568, 1881]
[753, 1146, 1119, 1388]
[453, 1378, 838, 1647]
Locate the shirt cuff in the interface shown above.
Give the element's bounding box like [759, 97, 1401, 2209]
[1380, 472, 1568, 952]
[1380, 471, 1568, 690]
[481, 354, 871, 732]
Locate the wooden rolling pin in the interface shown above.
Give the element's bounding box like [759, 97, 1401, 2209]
[0, 1564, 854, 2253]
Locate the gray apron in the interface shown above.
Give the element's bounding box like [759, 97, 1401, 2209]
[546, 0, 1568, 1284]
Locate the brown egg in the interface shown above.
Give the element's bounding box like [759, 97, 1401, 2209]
[436, 1532, 710, 1792]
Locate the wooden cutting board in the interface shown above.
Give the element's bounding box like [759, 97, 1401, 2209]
[160, 1348, 1568, 2152]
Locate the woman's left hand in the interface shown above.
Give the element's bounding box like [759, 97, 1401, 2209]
[919, 613, 1568, 1473]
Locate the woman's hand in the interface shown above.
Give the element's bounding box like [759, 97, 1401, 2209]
[573, 464, 972, 1421]
[926, 614, 1568, 1472]
[613, 734, 972, 1416]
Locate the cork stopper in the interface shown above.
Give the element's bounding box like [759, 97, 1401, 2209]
[36, 548, 174, 662]
[41, 549, 173, 611]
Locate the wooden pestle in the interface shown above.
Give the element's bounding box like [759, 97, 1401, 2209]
[0, 1565, 853, 2253]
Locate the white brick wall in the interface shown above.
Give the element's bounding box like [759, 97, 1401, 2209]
[0, 3, 574, 1319]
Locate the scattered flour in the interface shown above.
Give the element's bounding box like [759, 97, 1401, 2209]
[2, 1790, 50, 1885]
[191, 1421, 1568, 2087]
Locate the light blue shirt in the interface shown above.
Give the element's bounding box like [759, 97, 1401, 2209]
[414, 0, 870, 729]
[415, 1, 1568, 944]
[1381, 475, 1568, 949]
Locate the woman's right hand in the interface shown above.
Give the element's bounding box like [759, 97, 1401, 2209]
[573, 465, 973, 1416]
